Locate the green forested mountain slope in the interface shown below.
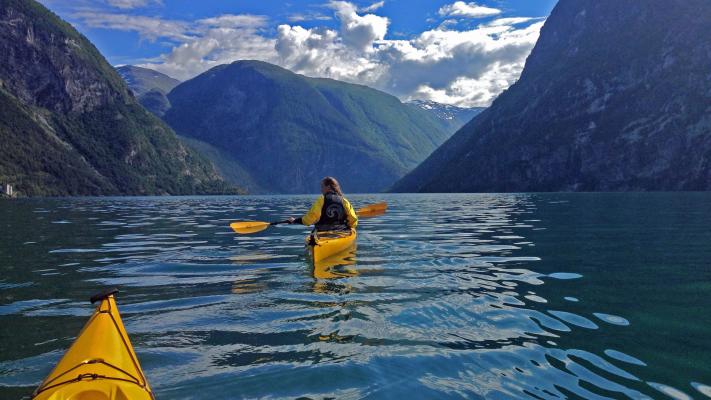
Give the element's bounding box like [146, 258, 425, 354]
[0, 0, 236, 196]
[164, 60, 453, 193]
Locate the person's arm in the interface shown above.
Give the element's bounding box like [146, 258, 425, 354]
[292, 196, 324, 225]
[343, 198, 358, 229]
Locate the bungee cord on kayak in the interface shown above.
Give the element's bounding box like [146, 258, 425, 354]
[31, 289, 154, 400]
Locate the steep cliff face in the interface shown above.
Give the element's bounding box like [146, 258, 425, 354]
[164, 60, 453, 194]
[393, 0, 711, 192]
[0, 0, 236, 196]
[0, 2, 127, 115]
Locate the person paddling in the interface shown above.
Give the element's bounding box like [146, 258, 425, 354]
[288, 177, 358, 232]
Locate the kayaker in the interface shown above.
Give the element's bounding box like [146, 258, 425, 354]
[288, 177, 358, 231]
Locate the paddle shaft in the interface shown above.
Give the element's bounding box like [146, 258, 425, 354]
[231, 202, 386, 234]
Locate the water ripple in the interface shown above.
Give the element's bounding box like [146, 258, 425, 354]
[0, 194, 707, 399]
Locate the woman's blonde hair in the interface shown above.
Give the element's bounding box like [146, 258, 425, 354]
[321, 176, 343, 196]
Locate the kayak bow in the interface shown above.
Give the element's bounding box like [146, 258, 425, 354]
[32, 289, 153, 400]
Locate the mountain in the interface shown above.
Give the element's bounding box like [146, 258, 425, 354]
[0, 0, 237, 196]
[406, 100, 485, 133]
[116, 65, 180, 97]
[393, 0, 711, 193]
[117, 65, 180, 117]
[164, 60, 454, 193]
[135, 88, 172, 117]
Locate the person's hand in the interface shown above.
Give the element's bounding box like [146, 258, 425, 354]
[287, 217, 296, 224]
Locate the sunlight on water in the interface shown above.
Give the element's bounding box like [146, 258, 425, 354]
[1, 193, 710, 399]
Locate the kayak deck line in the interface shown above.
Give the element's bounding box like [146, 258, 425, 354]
[32, 290, 154, 400]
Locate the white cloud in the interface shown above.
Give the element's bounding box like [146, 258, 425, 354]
[142, 18, 276, 80]
[71, 11, 269, 43]
[409, 62, 527, 106]
[361, 1, 385, 13]
[105, 0, 161, 10]
[197, 14, 269, 29]
[485, 17, 539, 27]
[275, 24, 380, 83]
[72, 12, 191, 41]
[373, 21, 544, 106]
[84, 1, 543, 107]
[328, 1, 389, 52]
[287, 13, 332, 22]
[438, 1, 501, 19]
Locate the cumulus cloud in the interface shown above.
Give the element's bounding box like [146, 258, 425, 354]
[375, 21, 543, 105]
[275, 24, 380, 83]
[328, 1, 389, 51]
[76, 1, 543, 106]
[143, 17, 276, 79]
[438, 1, 501, 19]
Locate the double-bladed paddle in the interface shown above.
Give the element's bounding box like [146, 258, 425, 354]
[230, 202, 388, 234]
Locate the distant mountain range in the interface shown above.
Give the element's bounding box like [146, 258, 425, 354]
[116, 65, 481, 142]
[406, 100, 484, 133]
[0, 0, 237, 196]
[5, 0, 711, 196]
[18, 0, 707, 196]
[154, 60, 471, 193]
[393, 0, 711, 192]
[116, 65, 179, 117]
[116, 65, 180, 97]
[1, 0, 484, 196]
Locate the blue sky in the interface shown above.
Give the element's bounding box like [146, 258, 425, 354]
[40, 0, 558, 106]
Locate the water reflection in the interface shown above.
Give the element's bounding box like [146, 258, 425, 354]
[0, 194, 709, 399]
[311, 244, 358, 280]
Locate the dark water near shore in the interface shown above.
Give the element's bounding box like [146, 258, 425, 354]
[1, 193, 710, 399]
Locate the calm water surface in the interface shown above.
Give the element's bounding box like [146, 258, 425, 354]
[0, 193, 710, 399]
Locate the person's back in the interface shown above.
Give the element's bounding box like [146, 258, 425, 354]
[289, 177, 358, 232]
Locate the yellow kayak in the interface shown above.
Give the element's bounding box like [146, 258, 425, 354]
[312, 242, 358, 280]
[306, 229, 357, 264]
[32, 289, 153, 400]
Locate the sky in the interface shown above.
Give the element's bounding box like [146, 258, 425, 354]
[39, 0, 558, 107]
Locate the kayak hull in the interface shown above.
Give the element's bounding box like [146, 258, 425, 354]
[306, 229, 357, 264]
[32, 293, 153, 400]
[312, 242, 357, 279]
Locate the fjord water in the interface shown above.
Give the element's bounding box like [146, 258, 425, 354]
[1, 194, 710, 400]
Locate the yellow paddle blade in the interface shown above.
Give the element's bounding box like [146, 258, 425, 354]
[230, 221, 270, 234]
[357, 202, 388, 218]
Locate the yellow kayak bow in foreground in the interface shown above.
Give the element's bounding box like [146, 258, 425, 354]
[32, 289, 153, 400]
